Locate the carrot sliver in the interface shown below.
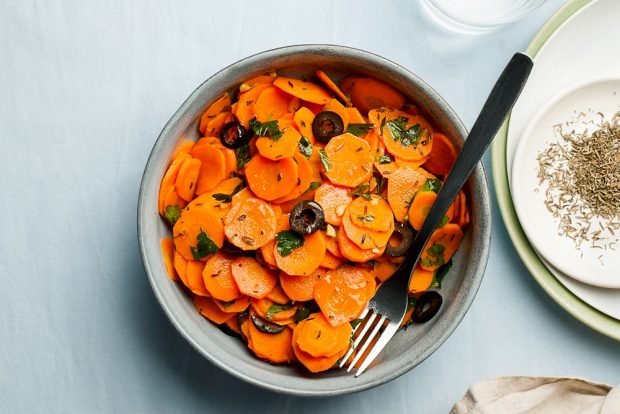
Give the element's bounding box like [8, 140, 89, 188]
[423, 132, 457, 177]
[273, 77, 331, 105]
[175, 157, 201, 201]
[162, 185, 187, 215]
[408, 265, 434, 293]
[171, 139, 195, 160]
[420, 223, 464, 271]
[295, 312, 351, 358]
[323, 98, 350, 131]
[231, 257, 277, 299]
[341, 77, 405, 114]
[239, 75, 275, 92]
[161, 238, 177, 281]
[345, 107, 366, 123]
[319, 250, 345, 270]
[225, 317, 242, 335]
[408, 191, 437, 231]
[323, 133, 373, 187]
[374, 160, 398, 178]
[274, 230, 326, 276]
[245, 155, 298, 201]
[158, 152, 190, 214]
[199, 93, 231, 135]
[253, 86, 291, 122]
[224, 197, 277, 250]
[186, 177, 243, 221]
[313, 264, 372, 327]
[173, 250, 188, 286]
[273, 152, 313, 203]
[314, 183, 352, 226]
[213, 295, 251, 313]
[279, 268, 324, 302]
[337, 227, 384, 263]
[185, 260, 210, 296]
[190, 144, 226, 195]
[365, 129, 380, 157]
[324, 233, 342, 258]
[236, 84, 270, 126]
[369, 108, 433, 162]
[259, 240, 277, 269]
[193, 295, 235, 325]
[341, 209, 393, 250]
[204, 112, 232, 137]
[256, 125, 300, 161]
[373, 258, 398, 282]
[265, 285, 290, 305]
[292, 322, 347, 372]
[387, 166, 427, 222]
[202, 252, 241, 302]
[247, 311, 295, 364]
[348, 195, 394, 231]
[316, 70, 351, 106]
[173, 208, 224, 261]
[458, 190, 469, 228]
[293, 107, 316, 143]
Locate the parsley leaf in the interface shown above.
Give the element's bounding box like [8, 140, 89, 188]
[211, 183, 244, 204]
[386, 117, 426, 146]
[349, 183, 371, 200]
[298, 136, 313, 158]
[350, 318, 364, 329]
[236, 144, 251, 169]
[275, 230, 304, 257]
[431, 260, 452, 289]
[191, 230, 219, 260]
[163, 205, 181, 227]
[249, 118, 282, 141]
[375, 175, 386, 195]
[304, 181, 321, 194]
[318, 148, 331, 172]
[406, 296, 417, 311]
[377, 154, 392, 164]
[421, 178, 442, 193]
[421, 243, 445, 268]
[266, 303, 294, 320]
[438, 215, 450, 228]
[346, 123, 373, 137]
[294, 307, 311, 322]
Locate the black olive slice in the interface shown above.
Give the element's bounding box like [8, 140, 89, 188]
[385, 221, 415, 256]
[312, 111, 344, 143]
[412, 291, 443, 323]
[220, 121, 251, 149]
[250, 312, 285, 334]
[289, 201, 326, 235]
[220, 241, 255, 256]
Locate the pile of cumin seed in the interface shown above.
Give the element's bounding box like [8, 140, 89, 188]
[536, 111, 620, 255]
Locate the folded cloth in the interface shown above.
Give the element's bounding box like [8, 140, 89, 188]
[451, 376, 619, 414]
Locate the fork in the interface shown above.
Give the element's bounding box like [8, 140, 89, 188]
[340, 52, 534, 376]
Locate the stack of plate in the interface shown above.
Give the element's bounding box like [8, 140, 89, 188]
[492, 0, 620, 340]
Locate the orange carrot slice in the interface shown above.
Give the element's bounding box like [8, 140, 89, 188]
[340, 77, 405, 114]
[213, 295, 251, 313]
[316, 70, 351, 107]
[236, 83, 270, 126]
[160, 238, 177, 281]
[253, 86, 291, 122]
[202, 252, 240, 302]
[171, 139, 195, 160]
[239, 74, 275, 92]
[173, 208, 224, 261]
[186, 177, 243, 221]
[175, 157, 201, 201]
[247, 311, 295, 364]
[373, 258, 398, 282]
[231, 257, 277, 299]
[423, 132, 457, 177]
[173, 250, 188, 286]
[336, 227, 384, 263]
[204, 112, 233, 137]
[223, 197, 277, 250]
[295, 312, 352, 358]
[420, 223, 464, 271]
[293, 107, 316, 143]
[292, 321, 348, 372]
[319, 250, 345, 270]
[341, 209, 393, 250]
[369, 108, 433, 161]
[408, 265, 434, 293]
[273, 77, 331, 105]
[161, 185, 187, 216]
[244, 155, 298, 201]
[323, 98, 350, 131]
[273, 152, 313, 203]
[408, 190, 455, 231]
[193, 295, 235, 325]
[185, 260, 210, 296]
[266, 285, 290, 305]
[322, 133, 373, 187]
[386, 166, 427, 222]
[199, 93, 231, 134]
[314, 264, 371, 327]
[324, 233, 342, 257]
[158, 152, 190, 214]
[345, 106, 366, 123]
[274, 230, 326, 276]
[348, 195, 394, 231]
[256, 125, 301, 161]
[189, 144, 226, 195]
[314, 182, 352, 226]
[279, 268, 324, 302]
[374, 160, 398, 178]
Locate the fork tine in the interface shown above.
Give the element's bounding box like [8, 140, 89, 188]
[338, 309, 374, 368]
[354, 321, 399, 377]
[346, 314, 386, 372]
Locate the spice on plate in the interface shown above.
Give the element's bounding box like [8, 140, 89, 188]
[536, 111, 620, 253]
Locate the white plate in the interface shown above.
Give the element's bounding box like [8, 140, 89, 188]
[511, 78, 620, 288]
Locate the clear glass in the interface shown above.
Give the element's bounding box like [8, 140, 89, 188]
[421, 0, 547, 34]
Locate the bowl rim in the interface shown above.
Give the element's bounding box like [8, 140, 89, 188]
[138, 43, 491, 396]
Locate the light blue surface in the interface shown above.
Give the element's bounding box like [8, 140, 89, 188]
[1, 1, 617, 413]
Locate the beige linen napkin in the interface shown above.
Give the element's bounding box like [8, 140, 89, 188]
[451, 377, 620, 414]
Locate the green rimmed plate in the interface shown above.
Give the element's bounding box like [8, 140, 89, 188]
[491, 0, 620, 341]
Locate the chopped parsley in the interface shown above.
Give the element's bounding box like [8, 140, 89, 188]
[275, 230, 304, 257]
[236, 144, 251, 169]
[304, 181, 321, 194]
[211, 183, 244, 203]
[163, 205, 181, 226]
[421, 178, 442, 193]
[386, 117, 425, 146]
[298, 136, 313, 158]
[191, 230, 219, 260]
[249, 118, 282, 141]
[420, 243, 445, 268]
[346, 123, 373, 137]
[294, 307, 311, 322]
[376, 154, 392, 164]
[318, 148, 331, 172]
[431, 260, 452, 289]
[266, 303, 294, 320]
[349, 183, 371, 200]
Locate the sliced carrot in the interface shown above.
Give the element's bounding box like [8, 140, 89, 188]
[372, 109, 433, 162]
[193, 137, 220, 147]
[239, 74, 275, 92]
[273, 152, 313, 203]
[409, 265, 434, 293]
[222, 188, 254, 225]
[190, 144, 226, 194]
[186, 177, 243, 221]
[193, 137, 237, 177]
[173, 208, 224, 261]
[185, 260, 210, 296]
[223, 197, 277, 250]
[314, 182, 352, 226]
[423, 132, 457, 177]
[202, 252, 240, 301]
[451, 192, 461, 223]
[256, 124, 301, 161]
[292, 322, 348, 373]
[161, 238, 177, 281]
[235, 83, 270, 126]
[420, 223, 464, 271]
[274, 230, 326, 276]
[365, 129, 380, 157]
[316, 70, 351, 106]
[374, 160, 398, 178]
[259, 240, 277, 269]
[293, 107, 316, 143]
[340, 77, 405, 114]
[295, 312, 352, 358]
[253, 86, 291, 122]
[244, 155, 298, 201]
[266, 285, 290, 305]
[373, 258, 398, 282]
[337, 227, 384, 263]
[277, 189, 317, 214]
[204, 111, 232, 137]
[319, 250, 345, 270]
[175, 157, 201, 201]
[213, 295, 251, 313]
[247, 311, 295, 364]
[158, 152, 190, 214]
[324, 233, 342, 258]
[314, 264, 371, 327]
[307, 141, 325, 182]
[288, 96, 301, 113]
[394, 155, 430, 170]
[231, 257, 277, 299]
[225, 317, 242, 335]
[408, 190, 455, 231]
[323, 133, 374, 187]
[171, 139, 195, 160]
[193, 295, 235, 325]
[345, 106, 366, 123]
[341, 208, 393, 249]
[173, 250, 188, 286]
[273, 77, 331, 105]
[279, 268, 324, 302]
[323, 98, 350, 131]
[199, 93, 231, 135]
[387, 166, 427, 222]
[459, 190, 469, 228]
[364, 269, 377, 299]
[161, 185, 187, 215]
[348, 195, 394, 231]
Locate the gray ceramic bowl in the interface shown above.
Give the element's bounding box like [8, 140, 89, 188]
[138, 44, 491, 396]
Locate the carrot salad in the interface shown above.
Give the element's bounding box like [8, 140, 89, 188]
[158, 70, 469, 373]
